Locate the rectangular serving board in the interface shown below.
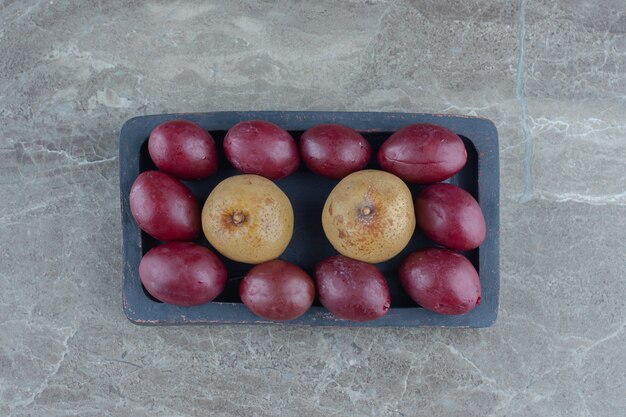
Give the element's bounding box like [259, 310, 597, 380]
[120, 111, 500, 327]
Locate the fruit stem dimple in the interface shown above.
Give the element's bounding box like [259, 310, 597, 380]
[232, 212, 245, 225]
[360, 206, 372, 216]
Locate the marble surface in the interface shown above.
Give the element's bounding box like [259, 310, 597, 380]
[1, 0, 625, 416]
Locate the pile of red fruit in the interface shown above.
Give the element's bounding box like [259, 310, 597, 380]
[129, 119, 485, 322]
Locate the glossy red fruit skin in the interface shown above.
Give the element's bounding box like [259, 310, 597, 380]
[415, 183, 486, 251]
[139, 242, 227, 306]
[240, 260, 315, 321]
[399, 248, 481, 315]
[129, 171, 200, 241]
[223, 120, 300, 180]
[314, 255, 391, 322]
[148, 120, 218, 180]
[378, 123, 467, 183]
[300, 124, 372, 179]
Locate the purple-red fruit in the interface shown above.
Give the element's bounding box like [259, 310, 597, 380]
[130, 171, 200, 241]
[240, 260, 315, 321]
[139, 242, 227, 306]
[315, 255, 391, 322]
[399, 248, 481, 315]
[224, 120, 300, 180]
[378, 123, 467, 183]
[415, 183, 486, 251]
[300, 124, 371, 179]
[148, 119, 218, 180]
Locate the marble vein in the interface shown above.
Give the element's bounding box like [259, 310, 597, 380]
[516, 0, 534, 203]
[536, 190, 626, 206]
[530, 116, 626, 140]
[443, 343, 498, 386]
[8, 327, 76, 413]
[581, 320, 626, 354]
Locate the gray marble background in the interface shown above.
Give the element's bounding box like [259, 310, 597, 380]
[1, 1, 625, 416]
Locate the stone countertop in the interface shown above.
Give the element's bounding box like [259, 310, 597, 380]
[1, 1, 625, 416]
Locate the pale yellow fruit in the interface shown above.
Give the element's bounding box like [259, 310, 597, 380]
[201, 175, 294, 264]
[322, 169, 415, 263]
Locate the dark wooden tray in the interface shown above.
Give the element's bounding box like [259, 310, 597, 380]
[120, 111, 499, 327]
